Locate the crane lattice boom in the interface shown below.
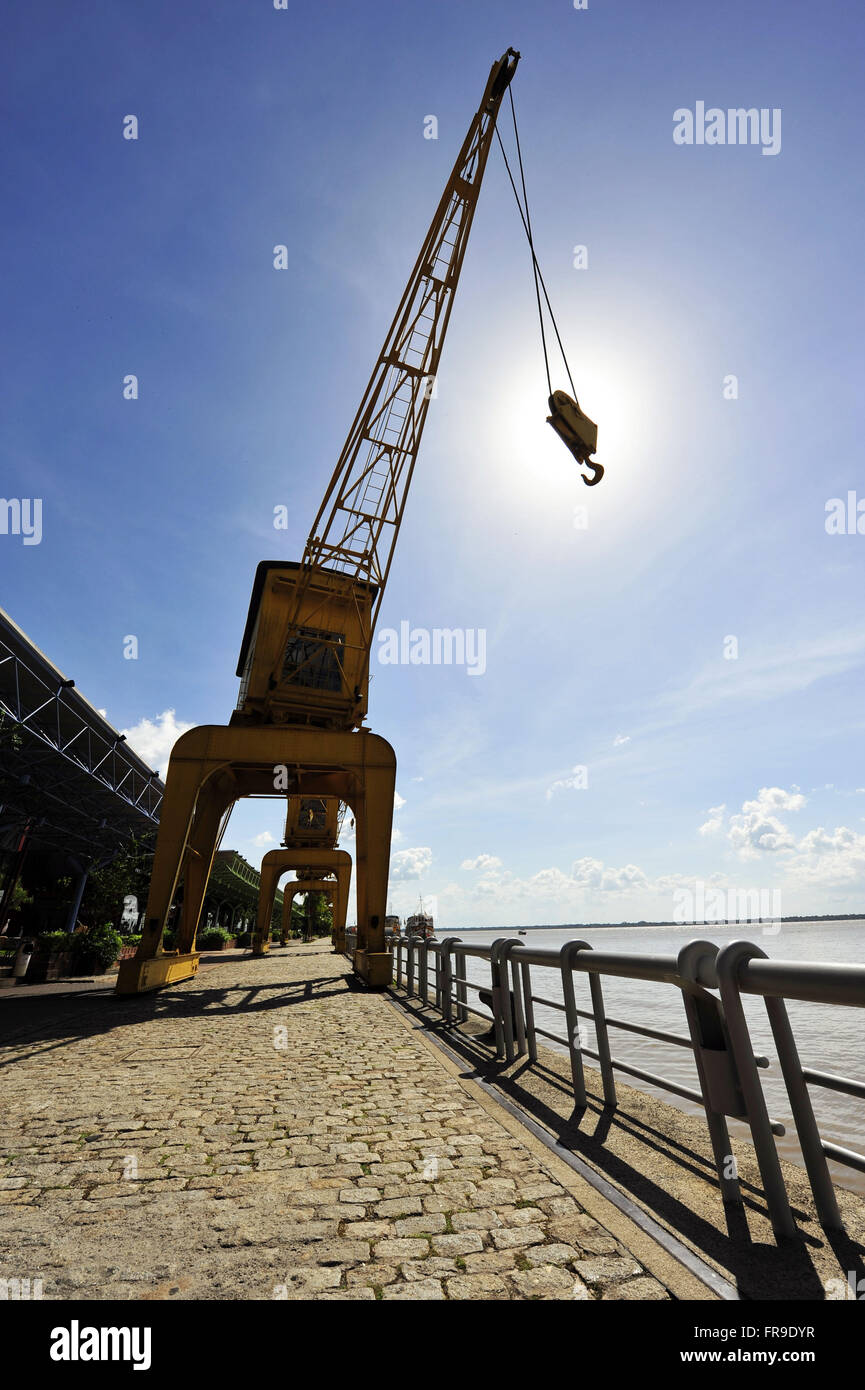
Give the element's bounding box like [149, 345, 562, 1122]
[301, 48, 520, 635]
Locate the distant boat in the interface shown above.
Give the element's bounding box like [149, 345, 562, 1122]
[406, 895, 435, 939]
[518, 930, 527, 935]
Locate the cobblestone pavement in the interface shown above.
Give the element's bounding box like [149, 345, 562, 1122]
[0, 943, 675, 1300]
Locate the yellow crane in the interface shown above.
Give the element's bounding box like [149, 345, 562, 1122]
[118, 47, 598, 995]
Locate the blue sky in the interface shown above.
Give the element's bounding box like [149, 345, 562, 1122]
[2, 0, 864, 926]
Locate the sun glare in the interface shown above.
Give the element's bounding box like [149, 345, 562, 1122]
[485, 340, 660, 525]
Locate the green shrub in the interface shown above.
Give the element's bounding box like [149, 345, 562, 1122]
[235, 931, 253, 948]
[36, 931, 74, 953]
[162, 928, 176, 950]
[197, 925, 231, 950]
[70, 923, 123, 972]
[121, 934, 142, 947]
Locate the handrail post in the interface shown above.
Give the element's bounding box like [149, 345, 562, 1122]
[586, 964, 616, 1106]
[765, 991, 843, 1230]
[432, 941, 440, 1011]
[456, 947, 467, 1023]
[489, 938, 508, 1059]
[560, 941, 592, 1107]
[677, 940, 744, 1211]
[491, 939, 520, 1062]
[715, 941, 797, 1239]
[419, 936, 428, 1004]
[733, 943, 843, 1232]
[440, 937, 459, 1026]
[407, 936, 415, 998]
[520, 959, 537, 1062]
[511, 953, 527, 1057]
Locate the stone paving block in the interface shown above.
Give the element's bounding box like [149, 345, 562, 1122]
[524, 1242, 580, 1267]
[602, 1276, 669, 1301]
[400, 1258, 459, 1281]
[450, 1210, 503, 1232]
[572, 1255, 643, 1286]
[509, 1265, 582, 1299]
[316, 1288, 376, 1300]
[463, 1249, 518, 1273]
[446, 1273, 511, 1300]
[490, 1225, 547, 1250]
[430, 1232, 484, 1256]
[393, 1214, 447, 1236]
[373, 1237, 429, 1260]
[278, 1267, 343, 1297]
[374, 1196, 423, 1218]
[382, 1277, 444, 1300]
[346, 1263, 399, 1286]
[342, 1221, 392, 1240]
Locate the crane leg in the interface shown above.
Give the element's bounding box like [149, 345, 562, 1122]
[351, 757, 396, 989]
[118, 727, 394, 993]
[176, 789, 234, 955]
[279, 888, 298, 946]
[116, 752, 232, 992]
[253, 859, 280, 956]
[332, 862, 351, 953]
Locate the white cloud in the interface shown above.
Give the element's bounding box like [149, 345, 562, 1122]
[461, 854, 502, 872]
[390, 846, 432, 880]
[788, 825, 865, 889]
[571, 857, 649, 892]
[745, 787, 806, 813]
[570, 857, 604, 890]
[546, 765, 588, 799]
[699, 804, 726, 836]
[729, 814, 794, 856]
[727, 787, 806, 858]
[121, 709, 194, 778]
[394, 791, 406, 811]
[464, 855, 656, 906]
[252, 831, 275, 847]
[613, 733, 631, 747]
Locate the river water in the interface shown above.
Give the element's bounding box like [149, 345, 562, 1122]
[447, 921, 865, 1197]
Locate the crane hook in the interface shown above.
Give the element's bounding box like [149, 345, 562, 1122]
[546, 390, 602, 487]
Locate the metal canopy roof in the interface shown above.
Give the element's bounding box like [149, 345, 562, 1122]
[0, 607, 165, 864]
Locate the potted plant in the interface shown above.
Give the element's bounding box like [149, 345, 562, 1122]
[27, 931, 75, 982]
[70, 923, 124, 975]
[196, 925, 231, 952]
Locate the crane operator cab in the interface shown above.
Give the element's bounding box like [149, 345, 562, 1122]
[546, 390, 603, 486]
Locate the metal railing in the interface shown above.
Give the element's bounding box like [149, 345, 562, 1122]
[384, 932, 865, 1242]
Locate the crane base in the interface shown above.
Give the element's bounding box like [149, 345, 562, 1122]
[116, 953, 200, 995]
[354, 950, 392, 989]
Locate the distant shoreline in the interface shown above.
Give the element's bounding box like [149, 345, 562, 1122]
[446, 914, 865, 931]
